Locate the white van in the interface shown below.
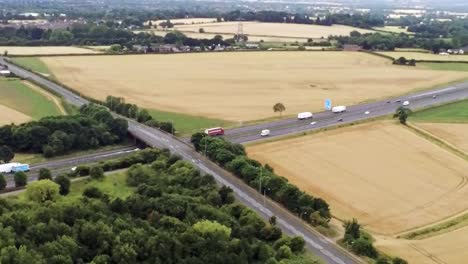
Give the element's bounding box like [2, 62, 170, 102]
[297, 112, 313, 120]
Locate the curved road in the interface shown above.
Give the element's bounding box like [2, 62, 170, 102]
[225, 83, 468, 143]
[0, 57, 361, 264]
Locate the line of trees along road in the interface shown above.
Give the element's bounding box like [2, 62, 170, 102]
[191, 133, 409, 263]
[0, 147, 311, 263]
[105, 96, 175, 134]
[0, 104, 127, 158]
[190, 133, 331, 227]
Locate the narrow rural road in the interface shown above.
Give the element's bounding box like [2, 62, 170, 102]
[1, 56, 361, 264]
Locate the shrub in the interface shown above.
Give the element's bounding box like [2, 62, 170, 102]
[89, 166, 104, 180]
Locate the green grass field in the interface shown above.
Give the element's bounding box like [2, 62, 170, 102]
[11, 57, 54, 78]
[0, 79, 62, 119]
[149, 109, 233, 136]
[411, 100, 468, 123]
[65, 172, 133, 201]
[421, 62, 468, 72]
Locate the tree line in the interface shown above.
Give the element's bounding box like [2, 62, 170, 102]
[0, 104, 127, 158]
[222, 10, 384, 29]
[190, 133, 331, 227]
[0, 147, 310, 263]
[332, 31, 461, 52]
[0, 23, 231, 48]
[104, 96, 175, 134]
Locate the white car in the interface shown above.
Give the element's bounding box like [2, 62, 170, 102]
[402, 101, 410, 106]
[310, 121, 317, 126]
[71, 167, 77, 172]
[260, 130, 270, 137]
[364, 111, 370, 115]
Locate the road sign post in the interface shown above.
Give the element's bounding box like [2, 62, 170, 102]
[325, 99, 332, 110]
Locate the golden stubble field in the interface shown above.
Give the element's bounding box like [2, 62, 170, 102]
[247, 121, 468, 235]
[0, 104, 31, 125]
[416, 123, 468, 154]
[0, 46, 101, 55]
[172, 21, 375, 39]
[41, 52, 468, 122]
[377, 226, 468, 264]
[378, 51, 468, 61]
[143, 30, 310, 43]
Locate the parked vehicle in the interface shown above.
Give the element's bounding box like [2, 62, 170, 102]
[260, 130, 270, 137]
[204, 127, 225, 136]
[0, 163, 30, 174]
[297, 112, 313, 120]
[332, 106, 347, 113]
[402, 101, 410, 106]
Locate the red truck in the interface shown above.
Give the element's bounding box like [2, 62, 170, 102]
[205, 127, 225, 136]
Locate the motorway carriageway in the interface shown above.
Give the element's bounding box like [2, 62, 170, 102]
[4, 146, 139, 189]
[225, 83, 468, 144]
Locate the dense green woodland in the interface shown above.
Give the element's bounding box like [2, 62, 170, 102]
[0, 148, 313, 264]
[0, 104, 127, 157]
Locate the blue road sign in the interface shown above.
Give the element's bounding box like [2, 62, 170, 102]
[325, 99, 332, 110]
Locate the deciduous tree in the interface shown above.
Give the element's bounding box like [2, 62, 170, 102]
[25, 180, 60, 203]
[273, 103, 286, 117]
[0, 145, 14, 163]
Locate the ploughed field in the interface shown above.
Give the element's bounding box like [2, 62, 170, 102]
[41, 52, 468, 122]
[247, 121, 468, 235]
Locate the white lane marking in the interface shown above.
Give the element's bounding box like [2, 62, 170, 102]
[408, 86, 456, 99]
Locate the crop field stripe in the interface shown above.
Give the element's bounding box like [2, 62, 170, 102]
[0, 79, 63, 119]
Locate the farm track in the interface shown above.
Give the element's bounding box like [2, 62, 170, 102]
[408, 244, 448, 264]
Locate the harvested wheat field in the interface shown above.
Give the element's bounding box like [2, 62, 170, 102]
[0, 46, 101, 55]
[41, 52, 467, 122]
[143, 30, 310, 43]
[416, 123, 468, 153]
[172, 21, 375, 39]
[247, 121, 468, 235]
[0, 105, 31, 125]
[378, 51, 468, 62]
[145, 18, 218, 26]
[377, 226, 468, 264]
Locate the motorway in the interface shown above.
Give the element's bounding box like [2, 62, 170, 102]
[225, 82, 468, 143]
[4, 146, 139, 188]
[1, 56, 361, 264]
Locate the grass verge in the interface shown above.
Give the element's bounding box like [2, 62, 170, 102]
[401, 212, 468, 240]
[10, 57, 54, 78]
[0, 78, 62, 119]
[148, 108, 233, 136]
[420, 62, 468, 72]
[410, 99, 468, 123]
